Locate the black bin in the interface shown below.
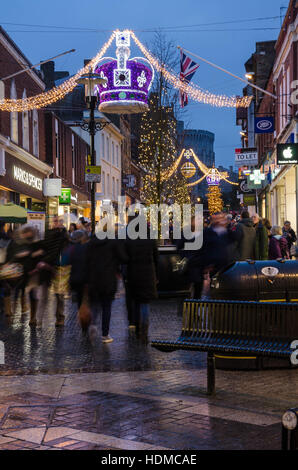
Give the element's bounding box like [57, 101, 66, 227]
[209, 260, 298, 370]
[157, 246, 191, 298]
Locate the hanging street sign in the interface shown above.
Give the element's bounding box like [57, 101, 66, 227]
[59, 188, 71, 205]
[277, 144, 298, 165]
[235, 148, 258, 167]
[85, 165, 101, 183]
[254, 117, 274, 134]
[43, 178, 62, 197]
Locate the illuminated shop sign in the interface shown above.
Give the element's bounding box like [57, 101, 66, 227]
[13, 166, 42, 191]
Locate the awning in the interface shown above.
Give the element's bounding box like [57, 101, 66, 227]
[0, 202, 27, 223]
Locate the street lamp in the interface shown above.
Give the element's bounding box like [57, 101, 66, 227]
[76, 70, 108, 234]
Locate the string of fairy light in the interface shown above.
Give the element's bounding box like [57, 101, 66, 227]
[161, 148, 239, 187]
[0, 29, 252, 112]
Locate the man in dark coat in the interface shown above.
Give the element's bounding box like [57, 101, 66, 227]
[233, 211, 256, 261]
[125, 237, 158, 338]
[86, 237, 128, 343]
[252, 214, 269, 260]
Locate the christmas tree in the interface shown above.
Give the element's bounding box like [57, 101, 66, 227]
[138, 94, 190, 207]
[207, 185, 223, 214]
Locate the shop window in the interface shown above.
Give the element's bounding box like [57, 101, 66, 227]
[0, 148, 5, 176]
[10, 80, 18, 144]
[22, 89, 29, 151]
[32, 109, 39, 157]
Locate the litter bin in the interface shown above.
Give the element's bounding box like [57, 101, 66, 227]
[157, 245, 191, 298]
[209, 260, 298, 370]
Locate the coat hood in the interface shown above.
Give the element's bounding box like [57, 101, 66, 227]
[239, 218, 254, 228]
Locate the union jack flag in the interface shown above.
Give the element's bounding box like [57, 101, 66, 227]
[179, 49, 200, 108]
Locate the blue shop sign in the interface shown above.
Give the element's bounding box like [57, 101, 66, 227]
[254, 117, 274, 134]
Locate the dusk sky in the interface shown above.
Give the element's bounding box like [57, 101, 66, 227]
[1, 0, 285, 167]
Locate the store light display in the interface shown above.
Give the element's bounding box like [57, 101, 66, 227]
[0, 29, 252, 112]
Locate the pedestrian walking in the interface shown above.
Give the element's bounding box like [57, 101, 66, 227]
[39, 216, 69, 322]
[69, 230, 89, 308]
[233, 211, 256, 261]
[85, 234, 128, 343]
[269, 226, 290, 260]
[125, 236, 158, 340]
[282, 221, 297, 258]
[199, 212, 235, 298]
[252, 214, 269, 260]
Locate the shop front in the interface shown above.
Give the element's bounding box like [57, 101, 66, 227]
[0, 151, 51, 234]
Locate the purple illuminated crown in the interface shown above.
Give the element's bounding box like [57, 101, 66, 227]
[94, 31, 154, 114]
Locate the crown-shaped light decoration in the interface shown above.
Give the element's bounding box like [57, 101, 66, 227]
[206, 167, 221, 186]
[94, 31, 154, 114]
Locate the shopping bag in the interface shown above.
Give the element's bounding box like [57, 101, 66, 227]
[52, 265, 71, 295]
[78, 301, 91, 331]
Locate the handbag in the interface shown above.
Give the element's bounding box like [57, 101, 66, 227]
[0, 262, 23, 280]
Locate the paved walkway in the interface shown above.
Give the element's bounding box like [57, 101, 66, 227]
[0, 287, 296, 450]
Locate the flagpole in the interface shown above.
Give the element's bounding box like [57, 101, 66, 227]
[177, 46, 277, 100]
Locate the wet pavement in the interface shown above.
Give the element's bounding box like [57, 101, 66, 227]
[0, 285, 296, 450]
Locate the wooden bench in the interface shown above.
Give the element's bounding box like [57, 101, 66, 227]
[151, 300, 298, 395]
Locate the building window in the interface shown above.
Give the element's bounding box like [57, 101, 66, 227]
[112, 176, 115, 200]
[72, 134, 75, 185]
[116, 145, 119, 167]
[10, 80, 18, 144]
[102, 171, 105, 195]
[101, 133, 105, 160]
[32, 109, 39, 157]
[0, 80, 4, 100]
[55, 119, 59, 175]
[107, 174, 110, 197]
[112, 141, 115, 166]
[106, 136, 110, 161]
[22, 89, 29, 152]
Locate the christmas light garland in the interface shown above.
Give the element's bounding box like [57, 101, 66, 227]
[0, 32, 116, 112]
[0, 29, 252, 112]
[130, 31, 252, 109]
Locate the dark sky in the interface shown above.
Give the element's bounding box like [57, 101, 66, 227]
[1, 0, 285, 167]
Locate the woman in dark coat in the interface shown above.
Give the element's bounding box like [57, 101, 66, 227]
[125, 238, 158, 337]
[86, 237, 128, 343]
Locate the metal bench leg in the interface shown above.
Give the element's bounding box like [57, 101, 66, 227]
[207, 352, 216, 395]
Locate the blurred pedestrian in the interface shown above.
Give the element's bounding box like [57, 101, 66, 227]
[69, 223, 77, 235]
[39, 216, 69, 320]
[283, 221, 297, 258]
[125, 235, 158, 340]
[85, 232, 128, 343]
[69, 230, 89, 308]
[233, 211, 256, 261]
[269, 226, 290, 260]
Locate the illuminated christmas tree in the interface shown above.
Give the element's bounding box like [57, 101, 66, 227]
[139, 94, 190, 207]
[207, 185, 223, 214]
